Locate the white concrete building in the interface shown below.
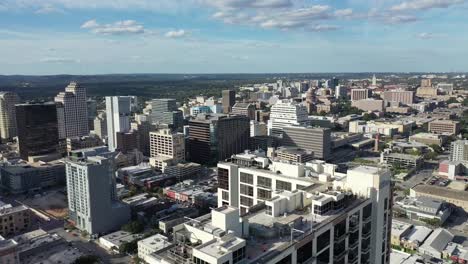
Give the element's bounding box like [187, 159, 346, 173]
[149, 129, 185, 170]
[216, 150, 392, 264]
[106, 96, 132, 151]
[55, 82, 89, 139]
[267, 100, 308, 138]
[137, 234, 172, 263]
[0, 92, 19, 142]
[450, 140, 468, 162]
[65, 147, 130, 235]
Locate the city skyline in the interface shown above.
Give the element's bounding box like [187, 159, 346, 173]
[1, 0, 468, 74]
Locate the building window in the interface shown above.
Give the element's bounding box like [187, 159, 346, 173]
[257, 176, 272, 188]
[266, 205, 273, 216]
[240, 184, 254, 196]
[297, 240, 313, 264]
[193, 257, 208, 264]
[257, 188, 272, 200]
[276, 180, 292, 191]
[240, 172, 253, 184]
[218, 168, 229, 190]
[222, 191, 229, 201]
[240, 196, 253, 207]
[233, 247, 245, 264]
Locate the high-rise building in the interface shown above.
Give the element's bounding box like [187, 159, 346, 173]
[131, 119, 156, 157]
[382, 90, 414, 106]
[282, 125, 331, 160]
[55, 82, 89, 139]
[187, 114, 250, 164]
[116, 131, 139, 153]
[328, 77, 339, 89]
[93, 112, 107, 140]
[267, 100, 309, 138]
[0, 92, 19, 142]
[421, 79, 432, 87]
[372, 74, 377, 86]
[149, 129, 185, 169]
[351, 88, 370, 101]
[231, 103, 256, 120]
[16, 103, 59, 160]
[87, 99, 97, 130]
[450, 140, 468, 162]
[222, 90, 236, 114]
[335, 85, 347, 99]
[217, 151, 392, 264]
[150, 99, 183, 130]
[106, 96, 131, 151]
[66, 148, 130, 235]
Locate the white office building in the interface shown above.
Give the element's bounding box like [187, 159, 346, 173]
[106, 96, 132, 151]
[450, 140, 468, 162]
[65, 147, 130, 235]
[0, 92, 19, 141]
[55, 82, 89, 139]
[267, 100, 309, 138]
[149, 129, 185, 169]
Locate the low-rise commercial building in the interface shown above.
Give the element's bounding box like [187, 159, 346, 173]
[396, 196, 451, 224]
[0, 160, 65, 194]
[0, 204, 31, 237]
[428, 120, 461, 135]
[380, 151, 423, 169]
[409, 133, 448, 146]
[411, 184, 468, 211]
[98, 230, 143, 252]
[352, 99, 384, 112]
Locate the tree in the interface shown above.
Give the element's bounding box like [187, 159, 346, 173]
[122, 221, 144, 234]
[446, 97, 458, 104]
[429, 144, 443, 154]
[119, 240, 138, 254]
[363, 113, 377, 121]
[73, 255, 100, 264]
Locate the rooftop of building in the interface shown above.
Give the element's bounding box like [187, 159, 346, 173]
[99, 230, 143, 246]
[383, 152, 422, 161]
[391, 220, 413, 238]
[0, 203, 29, 216]
[420, 228, 454, 252]
[196, 235, 245, 259]
[397, 196, 445, 212]
[403, 225, 433, 244]
[138, 234, 171, 251]
[410, 132, 447, 139]
[412, 184, 468, 202]
[232, 102, 254, 108]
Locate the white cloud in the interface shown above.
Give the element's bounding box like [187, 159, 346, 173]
[165, 29, 189, 38]
[334, 8, 353, 18]
[231, 55, 249, 60]
[207, 0, 292, 9]
[309, 24, 340, 32]
[81, 19, 99, 29]
[416, 32, 442, 39]
[40, 57, 80, 63]
[383, 14, 419, 24]
[35, 5, 65, 14]
[390, 0, 465, 11]
[81, 19, 146, 35]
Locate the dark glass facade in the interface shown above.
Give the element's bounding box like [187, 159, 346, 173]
[16, 103, 59, 160]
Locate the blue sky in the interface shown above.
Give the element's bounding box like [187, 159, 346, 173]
[0, 0, 467, 74]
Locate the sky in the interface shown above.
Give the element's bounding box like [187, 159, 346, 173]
[0, 0, 467, 75]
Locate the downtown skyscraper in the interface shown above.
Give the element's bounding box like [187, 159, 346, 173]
[55, 82, 89, 139]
